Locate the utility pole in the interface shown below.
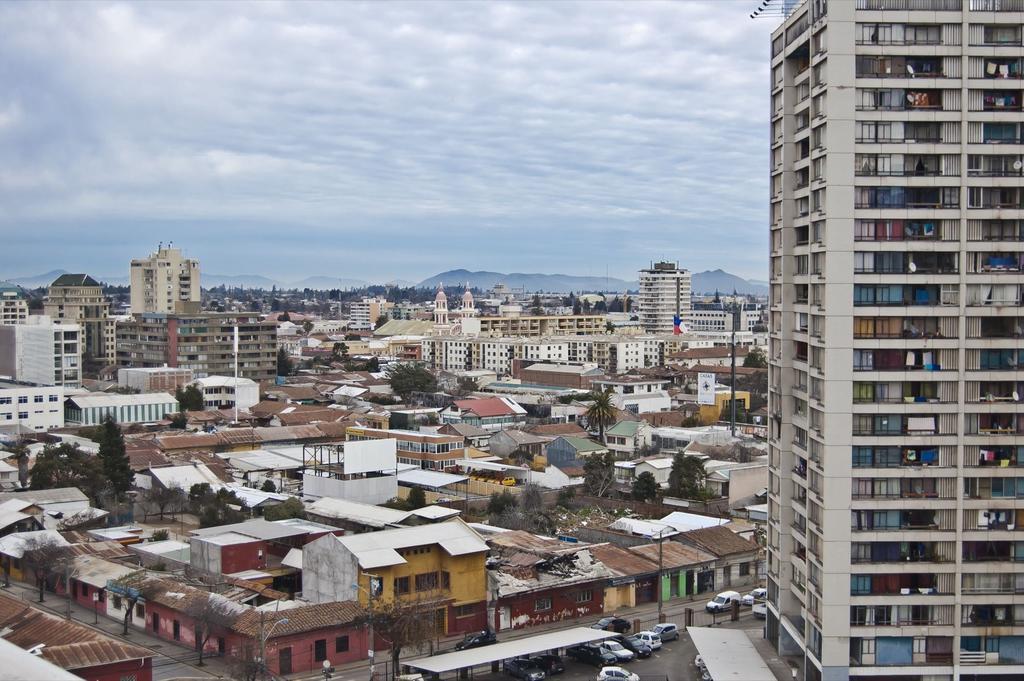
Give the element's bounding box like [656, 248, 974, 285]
[233, 325, 240, 425]
[730, 329, 737, 437]
[656, 528, 665, 623]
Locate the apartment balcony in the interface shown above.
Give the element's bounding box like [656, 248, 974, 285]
[965, 284, 1023, 307]
[855, 186, 960, 210]
[853, 381, 949, 404]
[852, 509, 946, 532]
[854, 445, 945, 468]
[854, 284, 958, 307]
[981, 90, 1023, 112]
[857, 122, 948, 145]
[971, 0, 1024, 10]
[967, 413, 1024, 436]
[855, 252, 959, 275]
[975, 381, 1024, 402]
[851, 573, 943, 597]
[855, 348, 949, 372]
[967, 508, 1022, 531]
[964, 477, 1024, 501]
[852, 541, 950, 564]
[971, 24, 1023, 48]
[961, 635, 1024, 666]
[855, 315, 956, 340]
[963, 572, 1024, 595]
[968, 155, 1024, 177]
[973, 317, 1024, 339]
[857, 56, 947, 79]
[979, 122, 1024, 144]
[972, 349, 1022, 371]
[962, 541, 1024, 563]
[856, 88, 944, 112]
[970, 446, 1024, 467]
[852, 478, 951, 500]
[856, 0, 962, 8]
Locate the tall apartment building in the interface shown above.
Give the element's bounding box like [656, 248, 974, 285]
[0, 283, 28, 325]
[638, 262, 692, 333]
[769, 2, 1024, 680]
[43, 274, 115, 365]
[129, 245, 201, 314]
[116, 313, 277, 381]
[461, 313, 607, 337]
[0, 316, 82, 387]
[349, 297, 393, 330]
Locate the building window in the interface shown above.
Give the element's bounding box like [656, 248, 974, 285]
[415, 572, 439, 592]
[739, 562, 751, 577]
[394, 577, 410, 595]
[136, 603, 144, 618]
[441, 571, 450, 590]
[535, 597, 553, 612]
[336, 636, 349, 653]
[575, 590, 593, 603]
[173, 620, 180, 641]
[112, 596, 122, 610]
[454, 604, 475, 618]
[314, 639, 327, 662]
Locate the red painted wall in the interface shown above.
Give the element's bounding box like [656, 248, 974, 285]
[219, 541, 268, 574]
[72, 657, 153, 681]
[495, 581, 606, 631]
[447, 601, 487, 636]
[251, 625, 369, 676]
[69, 579, 107, 616]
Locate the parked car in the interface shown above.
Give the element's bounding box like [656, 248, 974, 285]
[455, 630, 497, 650]
[599, 641, 635, 663]
[705, 590, 742, 613]
[567, 645, 619, 667]
[649, 622, 679, 642]
[592, 617, 631, 633]
[741, 588, 767, 606]
[752, 602, 767, 619]
[631, 631, 662, 650]
[617, 635, 652, 659]
[596, 666, 639, 681]
[504, 658, 546, 681]
[530, 655, 565, 675]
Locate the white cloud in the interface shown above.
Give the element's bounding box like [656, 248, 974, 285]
[0, 0, 773, 281]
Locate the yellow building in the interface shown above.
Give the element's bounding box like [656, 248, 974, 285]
[301, 519, 489, 635]
[699, 389, 751, 424]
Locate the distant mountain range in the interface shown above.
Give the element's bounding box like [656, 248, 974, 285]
[417, 268, 767, 295]
[5, 268, 766, 295]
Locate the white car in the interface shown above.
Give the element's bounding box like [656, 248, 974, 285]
[596, 667, 639, 681]
[632, 631, 663, 650]
[741, 588, 767, 606]
[600, 642, 635, 663]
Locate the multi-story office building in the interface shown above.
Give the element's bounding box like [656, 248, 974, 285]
[129, 245, 201, 314]
[43, 274, 115, 365]
[116, 313, 277, 381]
[0, 282, 28, 326]
[349, 297, 393, 330]
[0, 316, 82, 387]
[638, 261, 692, 333]
[0, 381, 65, 431]
[769, 2, 1024, 679]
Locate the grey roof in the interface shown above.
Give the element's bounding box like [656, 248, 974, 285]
[67, 392, 178, 409]
[329, 519, 487, 570]
[50, 274, 101, 287]
[687, 627, 776, 681]
[407, 628, 617, 674]
[0, 488, 89, 506]
[190, 517, 336, 541]
[306, 497, 410, 528]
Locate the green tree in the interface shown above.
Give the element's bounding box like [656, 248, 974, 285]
[9, 440, 30, 489]
[374, 314, 390, 329]
[406, 486, 427, 509]
[530, 294, 543, 315]
[487, 490, 518, 517]
[260, 479, 278, 493]
[277, 348, 293, 376]
[743, 346, 768, 368]
[585, 390, 617, 443]
[631, 471, 660, 502]
[583, 451, 617, 498]
[332, 342, 349, 360]
[668, 452, 708, 499]
[302, 320, 314, 334]
[262, 497, 305, 521]
[279, 310, 291, 322]
[150, 529, 169, 542]
[386, 363, 437, 399]
[29, 443, 105, 502]
[96, 416, 133, 499]
[175, 384, 205, 412]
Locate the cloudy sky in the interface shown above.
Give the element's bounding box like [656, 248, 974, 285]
[0, 1, 773, 284]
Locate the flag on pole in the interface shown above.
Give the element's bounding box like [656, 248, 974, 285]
[673, 314, 682, 335]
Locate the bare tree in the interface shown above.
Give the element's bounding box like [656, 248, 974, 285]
[226, 641, 261, 681]
[184, 592, 240, 665]
[142, 484, 186, 521]
[20, 536, 73, 602]
[363, 596, 447, 672]
[109, 571, 160, 635]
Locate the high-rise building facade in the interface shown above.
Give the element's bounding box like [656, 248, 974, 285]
[42, 274, 114, 365]
[0, 316, 82, 387]
[116, 313, 277, 381]
[0, 282, 28, 325]
[769, 2, 1024, 680]
[130, 245, 201, 314]
[638, 262, 692, 333]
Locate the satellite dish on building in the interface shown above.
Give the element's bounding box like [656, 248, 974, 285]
[1014, 159, 1023, 171]
[908, 261, 917, 273]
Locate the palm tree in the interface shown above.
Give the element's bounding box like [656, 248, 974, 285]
[585, 389, 617, 443]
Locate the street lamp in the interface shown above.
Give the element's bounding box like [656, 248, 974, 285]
[353, 574, 382, 681]
[654, 526, 673, 623]
[92, 591, 100, 624]
[257, 615, 290, 679]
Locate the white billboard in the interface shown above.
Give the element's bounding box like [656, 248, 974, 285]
[343, 438, 398, 475]
[697, 372, 717, 406]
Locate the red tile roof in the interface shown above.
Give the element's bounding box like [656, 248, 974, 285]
[232, 601, 362, 639]
[453, 398, 517, 418]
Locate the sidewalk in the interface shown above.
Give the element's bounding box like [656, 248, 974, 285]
[0, 582, 228, 680]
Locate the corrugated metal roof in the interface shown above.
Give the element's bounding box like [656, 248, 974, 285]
[67, 392, 177, 408]
[629, 541, 716, 570]
[396, 468, 468, 488]
[333, 519, 487, 568]
[407, 628, 616, 673]
[306, 497, 410, 528]
[588, 543, 657, 577]
[71, 555, 139, 588]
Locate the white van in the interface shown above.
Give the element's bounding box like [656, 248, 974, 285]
[705, 590, 742, 613]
